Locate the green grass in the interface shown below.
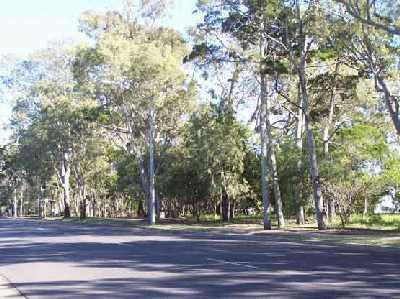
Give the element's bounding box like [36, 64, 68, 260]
[43, 213, 400, 232]
[196, 213, 263, 224]
[40, 214, 400, 248]
[346, 214, 400, 231]
[45, 216, 145, 227]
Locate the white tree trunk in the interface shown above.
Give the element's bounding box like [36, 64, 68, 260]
[19, 189, 23, 217]
[295, 88, 305, 224]
[37, 196, 41, 218]
[260, 71, 271, 230]
[61, 151, 71, 218]
[299, 66, 326, 230]
[324, 93, 336, 223]
[13, 188, 17, 218]
[259, 22, 273, 230]
[363, 197, 368, 215]
[323, 94, 335, 156]
[270, 146, 285, 228]
[148, 108, 156, 225]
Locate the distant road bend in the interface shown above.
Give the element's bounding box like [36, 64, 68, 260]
[0, 218, 399, 298]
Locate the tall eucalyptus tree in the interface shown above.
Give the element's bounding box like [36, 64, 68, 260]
[75, 4, 194, 224]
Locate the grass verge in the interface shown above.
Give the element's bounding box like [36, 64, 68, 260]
[41, 214, 400, 248]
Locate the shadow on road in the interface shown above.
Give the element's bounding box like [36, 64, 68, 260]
[0, 218, 399, 298]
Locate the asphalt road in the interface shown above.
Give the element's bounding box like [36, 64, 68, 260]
[0, 218, 399, 298]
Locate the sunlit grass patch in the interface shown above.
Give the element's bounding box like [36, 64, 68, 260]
[348, 214, 400, 231]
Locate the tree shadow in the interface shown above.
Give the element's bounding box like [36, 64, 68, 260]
[0, 218, 399, 298]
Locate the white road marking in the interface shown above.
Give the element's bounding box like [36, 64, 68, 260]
[206, 257, 258, 269]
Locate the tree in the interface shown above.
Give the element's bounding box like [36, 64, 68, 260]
[75, 6, 194, 224]
[336, 0, 400, 137]
[184, 104, 251, 222]
[336, 0, 400, 36]
[192, 0, 288, 229]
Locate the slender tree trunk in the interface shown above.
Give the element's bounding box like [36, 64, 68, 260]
[37, 194, 41, 218]
[260, 71, 271, 230]
[80, 188, 87, 219]
[299, 63, 326, 230]
[225, 62, 240, 109]
[148, 108, 156, 225]
[137, 198, 145, 217]
[230, 201, 235, 220]
[138, 156, 149, 211]
[270, 146, 285, 228]
[156, 193, 161, 221]
[92, 198, 97, 218]
[13, 188, 17, 218]
[19, 189, 23, 217]
[295, 89, 305, 224]
[265, 89, 285, 228]
[361, 22, 400, 136]
[258, 19, 272, 230]
[375, 76, 400, 135]
[61, 151, 71, 218]
[324, 93, 336, 223]
[75, 163, 87, 219]
[363, 197, 368, 215]
[323, 95, 335, 156]
[43, 201, 46, 218]
[221, 188, 230, 222]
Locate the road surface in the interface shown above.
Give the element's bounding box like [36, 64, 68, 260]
[0, 218, 399, 298]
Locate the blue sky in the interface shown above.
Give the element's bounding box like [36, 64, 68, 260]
[0, 0, 199, 144]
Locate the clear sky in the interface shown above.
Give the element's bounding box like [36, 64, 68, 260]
[0, 0, 200, 144]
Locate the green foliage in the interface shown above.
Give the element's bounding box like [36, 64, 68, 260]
[331, 124, 388, 173]
[185, 104, 251, 201]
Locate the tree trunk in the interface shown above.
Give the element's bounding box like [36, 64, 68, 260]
[92, 197, 97, 218]
[147, 108, 156, 225]
[295, 84, 306, 225]
[156, 193, 161, 221]
[230, 201, 235, 220]
[61, 151, 71, 218]
[260, 70, 272, 230]
[19, 189, 23, 217]
[328, 199, 336, 223]
[75, 163, 87, 219]
[138, 156, 149, 213]
[270, 146, 285, 228]
[363, 197, 368, 215]
[80, 196, 87, 219]
[323, 93, 335, 156]
[43, 201, 47, 218]
[299, 63, 326, 230]
[221, 188, 230, 222]
[137, 198, 145, 217]
[374, 67, 400, 136]
[324, 91, 336, 223]
[13, 188, 17, 218]
[81, 194, 86, 219]
[265, 89, 285, 228]
[37, 194, 41, 218]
